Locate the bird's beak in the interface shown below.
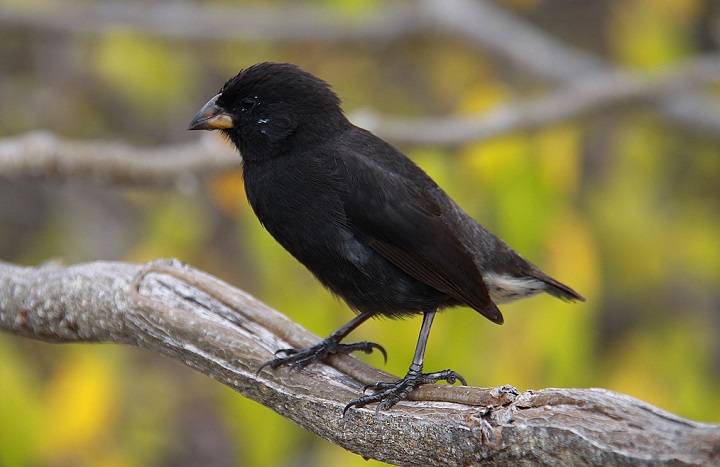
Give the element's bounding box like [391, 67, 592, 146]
[188, 94, 234, 130]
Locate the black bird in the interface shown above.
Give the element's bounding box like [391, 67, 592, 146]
[189, 62, 585, 412]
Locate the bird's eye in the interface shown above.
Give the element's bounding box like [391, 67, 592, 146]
[241, 98, 257, 110]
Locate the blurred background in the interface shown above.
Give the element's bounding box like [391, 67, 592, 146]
[1, 0, 719, 465]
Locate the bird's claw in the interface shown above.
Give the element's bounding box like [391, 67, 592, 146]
[344, 369, 466, 416]
[361, 342, 388, 364]
[257, 339, 387, 376]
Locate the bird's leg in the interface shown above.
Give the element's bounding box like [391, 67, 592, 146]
[257, 312, 386, 374]
[343, 311, 466, 414]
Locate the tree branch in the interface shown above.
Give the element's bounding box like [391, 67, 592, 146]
[1, 259, 718, 466]
[1, 52, 718, 189]
[0, 131, 239, 189]
[354, 55, 720, 145]
[0, 1, 427, 41]
[424, 0, 606, 82]
[3, 0, 720, 141]
[417, 0, 720, 136]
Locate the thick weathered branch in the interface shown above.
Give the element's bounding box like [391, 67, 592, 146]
[1, 259, 718, 466]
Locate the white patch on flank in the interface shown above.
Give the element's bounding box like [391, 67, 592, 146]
[484, 272, 545, 304]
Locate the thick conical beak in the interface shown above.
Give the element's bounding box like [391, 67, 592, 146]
[188, 94, 234, 130]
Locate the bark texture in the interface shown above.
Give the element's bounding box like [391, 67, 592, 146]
[1, 259, 718, 466]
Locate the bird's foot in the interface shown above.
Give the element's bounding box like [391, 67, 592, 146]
[343, 367, 467, 415]
[257, 338, 387, 374]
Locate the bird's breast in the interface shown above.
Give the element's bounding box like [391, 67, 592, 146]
[242, 157, 351, 257]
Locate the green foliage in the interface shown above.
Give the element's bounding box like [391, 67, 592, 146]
[94, 32, 197, 120]
[126, 193, 208, 263]
[0, 340, 42, 467]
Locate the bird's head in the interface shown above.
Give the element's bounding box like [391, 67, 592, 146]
[189, 62, 347, 158]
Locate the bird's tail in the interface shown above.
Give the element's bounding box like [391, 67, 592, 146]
[539, 275, 586, 302]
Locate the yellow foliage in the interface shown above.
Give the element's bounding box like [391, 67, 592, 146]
[645, 0, 702, 21]
[2, 0, 51, 10]
[0, 339, 42, 466]
[604, 320, 720, 422]
[460, 134, 530, 187]
[38, 350, 120, 463]
[535, 125, 582, 199]
[317, 0, 383, 15]
[496, 0, 542, 11]
[207, 170, 248, 218]
[423, 49, 497, 108]
[94, 32, 195, 113]
[125, 195, 206, 263]
[544, 213, 600, 303]
[676, 209, 720, 279]
[609, 0, 699, 68]
[457, 81, 509, 115]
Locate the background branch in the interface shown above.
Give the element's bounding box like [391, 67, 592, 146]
[1, 259, 718, 466]
[1, 54, 718, 186]
[425, 0, 720, 135]
[2, 0, 720, 140]
[354, 55, 720, 145]
[0, 1, 427, 41]
[0, 131, 238, 188]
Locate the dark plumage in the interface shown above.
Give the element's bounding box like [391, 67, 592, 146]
[189, 62, 585, 412]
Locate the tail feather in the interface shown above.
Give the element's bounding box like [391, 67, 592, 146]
[539, 275, 586, 302]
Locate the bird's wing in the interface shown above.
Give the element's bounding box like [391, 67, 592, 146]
[336, 136, 504, 324]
